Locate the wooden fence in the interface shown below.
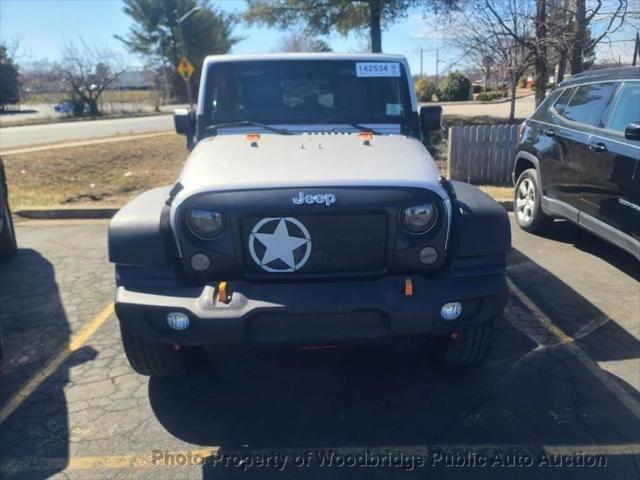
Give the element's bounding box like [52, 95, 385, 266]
[447, 124, 519, 186]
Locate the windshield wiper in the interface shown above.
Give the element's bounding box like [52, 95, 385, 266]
[314, 118, 383, 135]
[205, 120, 293, 135]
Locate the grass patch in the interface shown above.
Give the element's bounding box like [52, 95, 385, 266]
[4, 134, 186, 210]
[479, 186, 514, 201]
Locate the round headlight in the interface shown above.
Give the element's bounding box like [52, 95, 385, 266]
[401, 203, 438, 234]
[187, 209, 224, 238]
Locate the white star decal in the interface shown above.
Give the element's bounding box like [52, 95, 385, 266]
[250, 218, 311, 271]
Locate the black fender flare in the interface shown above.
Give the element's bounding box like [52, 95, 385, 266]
[108, 186, 174, 267]
[513, 151, 543, 190]
[448, 181, 511, 258]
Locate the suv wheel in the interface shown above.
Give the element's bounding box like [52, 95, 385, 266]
[514, 168, 552, 232]
[429, 319, 495, 366]
[120, 328, 184, 377]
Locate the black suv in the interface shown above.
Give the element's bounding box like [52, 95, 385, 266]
[513, 67, 639, 259]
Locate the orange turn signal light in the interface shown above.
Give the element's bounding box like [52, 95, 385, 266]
[217, 281, 229, 303]
[246, 133, 261, 147]
[404, 277, 413, 297]
[358, 132, 374, 144]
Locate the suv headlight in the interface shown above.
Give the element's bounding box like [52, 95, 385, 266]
[401, 203, 438, 234]
[187, 209, 224, 238]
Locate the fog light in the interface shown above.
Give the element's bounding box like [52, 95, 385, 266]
[190, 253, 210, 271]
[418, 246, 438, 265]
[441, 302, 462, 321]
[167, 312, 189, 330]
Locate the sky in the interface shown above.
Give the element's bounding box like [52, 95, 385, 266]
[0, 0, 469, 76]
[0, 0, 637, 76]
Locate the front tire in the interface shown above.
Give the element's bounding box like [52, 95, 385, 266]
[514, 168, 552, 233]
[430, 319, 495, 366]
[120, 328, 183, 377]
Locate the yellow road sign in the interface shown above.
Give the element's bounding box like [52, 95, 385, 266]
[177, 57, 194, 81]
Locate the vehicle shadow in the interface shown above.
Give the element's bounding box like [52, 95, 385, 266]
[507, 247, 640, 363]
[533, 219, 639, 281]
[146, 248, 640, 479]
[0, 248, 96, 480]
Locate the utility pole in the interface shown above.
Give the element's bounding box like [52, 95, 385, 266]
[435, 49, 440, 87]
[158, 33, 171, 100]
[633, 32, 639, 67]
[420, 48, 424, 77]
[178, 6, 201, 110]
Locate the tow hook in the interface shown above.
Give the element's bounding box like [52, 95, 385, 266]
[404, 277, 413, 297]
[217, 281, 230, 304]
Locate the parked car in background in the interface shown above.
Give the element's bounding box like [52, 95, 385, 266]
[0, 157, 18, 359]
[513, 66, 640, 260]
[53, 102, 72, 114]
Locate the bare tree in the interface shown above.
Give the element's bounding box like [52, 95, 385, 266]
[570, 0, 627, 74]
[446, 0, 549, 106]
[534, 0, 548, 106]
[21, 58, 66, 94]
[60, 40, 126, 116]
[546, 0, 628, 80]
[277, 32, 332, 52]
[482, 55, 495, 90]
[430, 0, 630, 108]
[447, 0, 534, 120]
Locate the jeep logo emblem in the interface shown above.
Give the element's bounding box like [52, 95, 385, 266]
[292, 192, 336, 206]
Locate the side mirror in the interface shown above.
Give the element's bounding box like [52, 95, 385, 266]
[419, 105, 443, 136]
[624, 122, 640, 141]
[174, 108, 195, 149]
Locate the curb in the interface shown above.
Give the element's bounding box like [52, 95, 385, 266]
[1, 131, 174, 156]
[16, 208, 119, 220]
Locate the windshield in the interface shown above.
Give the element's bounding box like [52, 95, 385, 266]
[203, 60, 413, 128]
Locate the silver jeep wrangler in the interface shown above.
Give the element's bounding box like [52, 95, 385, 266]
[108, 53, 510, 377]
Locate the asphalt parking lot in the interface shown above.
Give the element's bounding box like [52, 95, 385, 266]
[0, 215, 638, 479]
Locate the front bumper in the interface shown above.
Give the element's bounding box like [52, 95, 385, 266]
[115, 259, 507, 346]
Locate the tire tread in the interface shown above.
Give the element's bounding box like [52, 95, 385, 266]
[436, 318, 496, 366]
[121, 328, 183, 377]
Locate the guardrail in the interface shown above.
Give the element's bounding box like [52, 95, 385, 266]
[447, 124, 519, 186]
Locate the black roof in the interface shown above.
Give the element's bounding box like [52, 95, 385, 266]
[559, 66, 640, 87]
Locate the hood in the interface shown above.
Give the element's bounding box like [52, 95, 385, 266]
[173, 133, 445, 207]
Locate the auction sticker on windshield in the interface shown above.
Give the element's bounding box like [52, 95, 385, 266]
[386, 103, 402, 116]
[356, 62, 401, 77]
